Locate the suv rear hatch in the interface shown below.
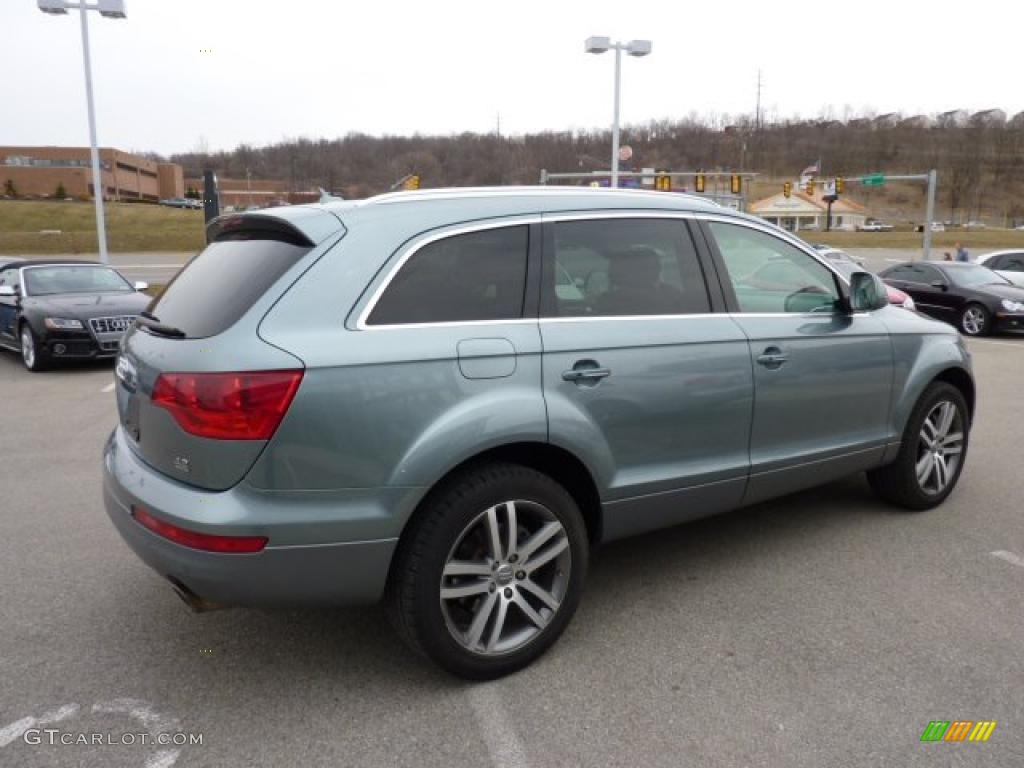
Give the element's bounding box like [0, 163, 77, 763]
[115, 210, 343, 490]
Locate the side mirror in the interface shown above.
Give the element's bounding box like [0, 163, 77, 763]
[133, 281, 149, 291]
[930, 280, 947, 291]
[0, 285, 16, 297]
[849, 272, 889, 312]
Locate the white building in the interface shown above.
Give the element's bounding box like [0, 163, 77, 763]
[749, 189, 869, 233]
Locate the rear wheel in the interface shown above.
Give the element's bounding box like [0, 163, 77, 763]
[20, 324, 50, 372]
[867, 382, 969, 510]
[386, 463, 588, 679]
[959, 303, 990, 336]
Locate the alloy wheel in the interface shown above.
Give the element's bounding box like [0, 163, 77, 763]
[915, 400, 964, 495]
[440, 500, 571, 656]
[21, 328, 35, 369]
[961, 307, 985, 335]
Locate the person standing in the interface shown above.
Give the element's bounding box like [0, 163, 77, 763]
[955, 242, 969, 262]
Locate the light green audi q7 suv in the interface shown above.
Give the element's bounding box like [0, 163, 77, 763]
[104, 187, 974, 679]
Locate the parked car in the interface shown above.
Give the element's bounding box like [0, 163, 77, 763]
[0, 260, 150, 370]
[104, 188, 975, 679]
[857, 220, 894, 232]
[810, 243, 866, 268]
[914, 222, 946, 233]
[830, 260, 915, 309]
[879, 261, 1024, 335]
[160, 198, 198, 209]
[975, 250, 1024, 288]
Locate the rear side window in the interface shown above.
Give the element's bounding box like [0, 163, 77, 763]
[546, 218, 710, 317]
[367, 225, 528, 325]
[147, 237, 310, 338]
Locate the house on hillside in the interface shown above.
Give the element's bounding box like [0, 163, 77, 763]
[749, 189, 869, 233]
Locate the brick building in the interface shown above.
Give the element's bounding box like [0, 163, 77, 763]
[0, 146, 183, 201]
[184, 176, 319, 209]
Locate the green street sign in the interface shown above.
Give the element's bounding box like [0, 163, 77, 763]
[861, 174, 885, 186]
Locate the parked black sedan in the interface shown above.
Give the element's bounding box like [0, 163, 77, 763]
[0, 260, 151, 371]
[879, 261, 1024, 336]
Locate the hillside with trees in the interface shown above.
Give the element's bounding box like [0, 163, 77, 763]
[168, 111, 1024, 225]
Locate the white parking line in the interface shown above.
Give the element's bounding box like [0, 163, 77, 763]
[991, 550, 1024, 569]
[101, 382, 115, 393]
[467, 684, 530, 768]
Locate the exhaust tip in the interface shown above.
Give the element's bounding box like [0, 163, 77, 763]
[168, 578, 231, 613]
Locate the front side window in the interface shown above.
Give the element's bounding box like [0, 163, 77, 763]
[546, 219, 710, 317]
[368, 226, 528, 325]
[24, 266, 132, 296]
[708, 222, 840, 313]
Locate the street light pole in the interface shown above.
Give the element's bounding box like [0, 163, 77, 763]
[611, 44, 621, 187]
[38, 0, 127, 265]
[77, 3, 109, 264]
[585, 36, 652, 188]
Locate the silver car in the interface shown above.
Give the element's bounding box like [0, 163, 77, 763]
[104, 188, 974, 679]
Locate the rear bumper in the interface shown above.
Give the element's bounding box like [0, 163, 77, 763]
[102, 427, 402, 607]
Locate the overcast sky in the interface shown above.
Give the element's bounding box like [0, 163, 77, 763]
[2, 0, 1020, 156]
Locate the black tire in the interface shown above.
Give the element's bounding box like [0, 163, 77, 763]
[959, 303, 990, 336]
[19, 322, 50, 372]
[386, 462, 588, 680]
[867, 382, 969, 510]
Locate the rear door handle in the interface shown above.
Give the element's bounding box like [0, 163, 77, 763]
[562, 361, 611, 383]
[562, 368, 611, 382]
[756, 347, 788, 369]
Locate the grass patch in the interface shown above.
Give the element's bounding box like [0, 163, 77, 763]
[0, 199, 205, 254]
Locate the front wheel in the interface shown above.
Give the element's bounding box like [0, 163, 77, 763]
[386, 463, 588, 679]
[20, 324, 50, 372]
[960, 303, 990, 336]
[867, 382, 969, 510]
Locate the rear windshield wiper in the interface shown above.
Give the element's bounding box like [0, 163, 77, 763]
[137, 311, 186, 338]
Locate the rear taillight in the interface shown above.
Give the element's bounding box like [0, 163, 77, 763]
[151, 370, 303, 440]
[132, 506, 268, 553]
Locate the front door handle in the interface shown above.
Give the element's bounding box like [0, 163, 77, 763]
[756, 346, 789, 369]
[562, 360, 611, 384]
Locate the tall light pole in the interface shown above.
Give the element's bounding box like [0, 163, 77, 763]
[37, 0, 127, 265]
[584, 36, 652, 188]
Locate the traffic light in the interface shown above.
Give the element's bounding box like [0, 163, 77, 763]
[655, 171, 671, 191]
[730, 174, 741, 195]
[805, 179, 815, 195]
[695, 171, 706, 194]
[402, 174, 420, 190]
[835, 176, 845, 194]
[783, 181, 792, 198]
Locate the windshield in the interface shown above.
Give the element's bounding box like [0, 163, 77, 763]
[948, 264, 1010, 288]
[24, 265, 133, 296]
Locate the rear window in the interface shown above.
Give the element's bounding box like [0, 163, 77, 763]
[146, 237, 310, 338]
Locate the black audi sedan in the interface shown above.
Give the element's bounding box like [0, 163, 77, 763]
[879, 260, 1024, 336]
[0, 260, 151, 371]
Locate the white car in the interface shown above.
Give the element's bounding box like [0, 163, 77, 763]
[811, 243, 866, 268]
[976, 250, 1024, 287]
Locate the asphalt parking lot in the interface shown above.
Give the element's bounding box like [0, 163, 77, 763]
[0, 337, 1021, 768]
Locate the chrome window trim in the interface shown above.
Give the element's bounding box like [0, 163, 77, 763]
[356, 210, 864, 331]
